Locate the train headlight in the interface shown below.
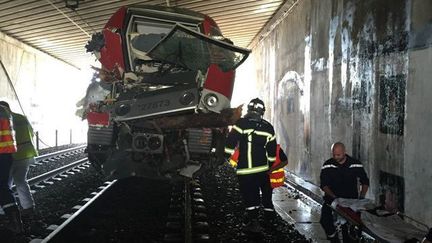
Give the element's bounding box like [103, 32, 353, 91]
[133, 135, 148, 150]
[115, 104, 131, 116]
[204, 94, 218, 108]
[180, 91, 195, 105]
[148, 136, 162, 150]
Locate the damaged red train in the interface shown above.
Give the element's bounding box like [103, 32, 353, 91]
[83, 5, 250, 179]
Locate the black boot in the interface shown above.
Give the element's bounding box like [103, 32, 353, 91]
[21, 207, 35, 218]
[4, 205, 24, 234]
[244, 219, 262, 233]
[244, 209, 262, 233]
[263, 209, 277, 228]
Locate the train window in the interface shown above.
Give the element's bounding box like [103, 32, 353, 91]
[127, 16, 199, 72]
[148, 24, 250, 73]
[131, 21, 171, 52]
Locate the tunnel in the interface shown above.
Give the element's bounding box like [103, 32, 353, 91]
[0, 1, 431, 242]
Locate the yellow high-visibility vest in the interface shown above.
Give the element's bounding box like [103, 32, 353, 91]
[12, 113, 38, 160]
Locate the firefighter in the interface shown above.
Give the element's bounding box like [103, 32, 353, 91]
[0, 101, 37, 216]
[224, 98, 277, 232]
[0, 101, 24, 234]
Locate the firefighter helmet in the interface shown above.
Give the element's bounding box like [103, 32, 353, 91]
[247, 98, 265, 116]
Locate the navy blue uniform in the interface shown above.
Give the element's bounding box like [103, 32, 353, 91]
[320, 155, 369, 203]
[224, 115, 277, 216]
[319, 155, 370, 238]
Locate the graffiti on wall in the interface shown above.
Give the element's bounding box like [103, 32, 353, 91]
[275, 71, 302, 152]
[274, 70, 312, 176]
[379, 170, 405, 212]
[379, 74, 406, 135]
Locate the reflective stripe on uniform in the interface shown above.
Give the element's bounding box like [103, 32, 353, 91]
[246, 206, 260, 211]
[236, 165, 269, 175]
[232, 125, 243, 133]
[270, 168, 285, 188]
[1, 202, 16, 209]
[247, 134, 252, 168]
[0, 130, 11, 136]
[254, 130, 272, 138]
[270, 177, 284, 183]
[321, 164, 337, 170]
[263, 208, 275, 212]
[245, 129, 273, 168]
[268, 156, 276, 162]
[0, 143, 16, 153]
[349, 164, 363, 168]
[229, 159, 238, 168]
[271, 168, 284, 173]
[224, 147, 235, 155]
[243, 129, 254, 134]
[233, 126, 273, 140]
[0, 114, 17, 153]
[0, 141, 14, 147]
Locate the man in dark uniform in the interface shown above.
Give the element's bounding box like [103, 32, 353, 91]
[224, 98, 277, 232]
[319, 142, 369, 242]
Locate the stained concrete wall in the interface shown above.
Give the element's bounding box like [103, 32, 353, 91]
[234, 0, 432, 225]
[0, 31, 90, 148]
[404, 0, 432, 228]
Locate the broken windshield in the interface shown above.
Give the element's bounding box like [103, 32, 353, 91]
[147, 24, 250, 72]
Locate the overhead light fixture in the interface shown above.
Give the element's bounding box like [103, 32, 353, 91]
[65, 0, 81, 10]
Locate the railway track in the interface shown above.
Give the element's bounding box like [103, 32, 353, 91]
[28, 145, 87, 177]
[27, 158, 90, 188]
[163, 179, 211, 243]
[35, 145, 86, 164]
[21, 146, 212, 242]
[11, 145, 89, 192]
[3, 151, 310, 242]
[27, 175, 211, 243]
[0, 144, 107, 242]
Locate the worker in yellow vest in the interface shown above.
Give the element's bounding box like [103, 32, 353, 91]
[0, 101, 38, 217]
[0, 101, 24, 234]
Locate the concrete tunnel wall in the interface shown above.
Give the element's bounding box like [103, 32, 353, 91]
[234, 0, 432, 226]
[0, 31, 90, 148]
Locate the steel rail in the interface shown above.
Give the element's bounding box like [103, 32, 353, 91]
[40, 180, 118, 243]
[184, 179, 192, 243]
[28, 158, 89, 187]
[36, 144, 86, 162]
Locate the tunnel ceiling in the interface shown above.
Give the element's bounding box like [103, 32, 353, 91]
[0, 0, 296, 69]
